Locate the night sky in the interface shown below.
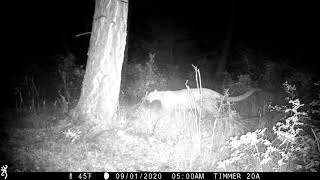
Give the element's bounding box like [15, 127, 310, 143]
[2, 0, 318, 108]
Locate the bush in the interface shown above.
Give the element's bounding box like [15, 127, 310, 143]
[124, 53, 168, 104]
[12, 53, 85, 128]
[217, 82, 320, 172]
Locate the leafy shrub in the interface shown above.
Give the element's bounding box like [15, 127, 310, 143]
[309, 81, 320, 120]
[12, 52, 85, 128]
[217, 82, 320, 172]
[55, 53, 85, 108]
[124, 53, 168, 103]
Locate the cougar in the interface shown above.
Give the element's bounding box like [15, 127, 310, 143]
[146, 88, 261, 113]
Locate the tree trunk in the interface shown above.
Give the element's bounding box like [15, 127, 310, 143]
[120, 2, 130, 95]
[75, 0, 128, 126]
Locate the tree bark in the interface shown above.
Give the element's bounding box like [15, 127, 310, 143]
[120, 2, 130, 94]
[75, 0, 128, 126]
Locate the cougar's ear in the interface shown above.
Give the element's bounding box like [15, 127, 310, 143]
[146, 90, 155, 97]
[145, 92, 150, 101]
[146, 89, 157, 101]
[147, 90, 154, 94]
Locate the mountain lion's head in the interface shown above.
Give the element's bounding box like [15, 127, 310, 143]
[146, 90, 163, 102]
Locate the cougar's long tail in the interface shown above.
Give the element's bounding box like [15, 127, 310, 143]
[226, 88, 261, 102]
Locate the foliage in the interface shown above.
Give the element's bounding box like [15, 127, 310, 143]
[7, 46, 320, 171]
[217, 82, 320, 172]
[125, 53, 168, 103]
[14, 75, 42, 114]
[55, 53, 85, 108]
[284, 72, 314, 107]
[12, 53, 85, 128]
[223, 73, 257, 94]
[309, 81, 320, 120]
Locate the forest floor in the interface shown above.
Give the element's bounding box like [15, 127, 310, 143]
[1, 108, 227, 172]
[2, 100, 317, 172]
